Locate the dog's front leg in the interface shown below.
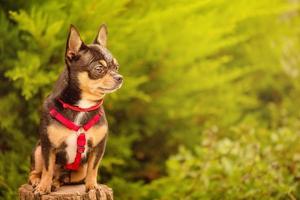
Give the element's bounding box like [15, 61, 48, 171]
[85, 135, 107, 191]
[34, 147, 56, 194]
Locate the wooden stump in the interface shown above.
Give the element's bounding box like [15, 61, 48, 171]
[19, 184, 113, 200]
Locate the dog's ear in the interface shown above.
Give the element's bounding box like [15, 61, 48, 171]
[66, 25, 83, 60]
[94, 24, 107, 47]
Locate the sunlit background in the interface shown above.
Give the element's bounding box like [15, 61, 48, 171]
[1, 0, 300, 199]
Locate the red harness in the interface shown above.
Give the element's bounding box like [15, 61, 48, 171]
[49, 99, 103, 170]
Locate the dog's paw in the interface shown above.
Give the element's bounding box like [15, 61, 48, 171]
[51, 180, 61, 192]
[34, 182, 51, 195]
[29, 177, 40, 188]
[85, 182, 100, 192]
[86, 184, 113, 200]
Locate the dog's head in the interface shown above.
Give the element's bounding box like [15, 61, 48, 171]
[65, 24, 123, 101]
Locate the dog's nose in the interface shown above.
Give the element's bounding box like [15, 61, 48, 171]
[114, 75, 123, 83]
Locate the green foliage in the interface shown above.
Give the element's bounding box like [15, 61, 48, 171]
[144, 125, 300, 199]
[1, 0, 300, 199]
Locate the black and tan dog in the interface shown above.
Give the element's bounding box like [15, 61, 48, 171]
[29, 24, 123, 194]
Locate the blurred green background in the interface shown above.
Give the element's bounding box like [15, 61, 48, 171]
[2, 0, 300, 199]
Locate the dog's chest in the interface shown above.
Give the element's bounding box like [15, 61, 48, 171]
[48, 111, 107, 164]
[64, 112, 87, 163]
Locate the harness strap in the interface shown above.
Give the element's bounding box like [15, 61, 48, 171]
[49, 108, 102, 132]
[49, 107, 103, 171]
[49, 109, 80, 131]
[83, 113, 101, 131]
[65, 133, 86, 170]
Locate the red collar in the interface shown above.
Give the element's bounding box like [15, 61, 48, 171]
[57, 99, 103, 112]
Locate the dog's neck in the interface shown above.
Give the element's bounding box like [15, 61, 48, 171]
[53, 67, 105, 108]
[76, 99, 98, 108]
[58, 80, 103, 108]
[59, 80, 80, 105]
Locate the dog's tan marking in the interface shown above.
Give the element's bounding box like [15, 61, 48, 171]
[70, 164, 87, 182]
[35, 150, 56, 194]
[78, 72, 117, 101]
[52, 165, 62, 191]
[77, 99, 97, 108]
[99, 59, 107, 67]
[29, 172, 41, 187]
[81, 92, 105, 102]
[34, 146, 43, 172]
[85, 150, 99, 191]
[29, 146, 43, 186]
[113, 58, 119, 67]
[87, 125, 108, 147]
[48, 124, 72, 147]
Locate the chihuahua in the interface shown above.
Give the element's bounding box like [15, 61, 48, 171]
[28, 24, 122, 194]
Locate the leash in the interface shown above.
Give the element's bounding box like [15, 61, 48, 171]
[49, 99, 103, 170]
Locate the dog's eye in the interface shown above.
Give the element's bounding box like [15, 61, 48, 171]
[95, 65, 104, 73]
[114, 65, 119, 71]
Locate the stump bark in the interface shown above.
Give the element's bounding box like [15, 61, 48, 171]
[19, 184, 113, 200]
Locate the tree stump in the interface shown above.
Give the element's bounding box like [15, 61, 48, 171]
[19, 184, 113, 200]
